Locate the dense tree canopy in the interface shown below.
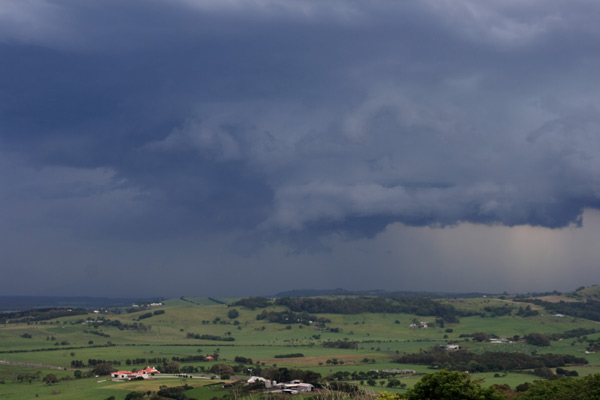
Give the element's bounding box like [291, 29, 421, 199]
[406, 370, 504, 400]
[393, 346, 587, 372]
[42, 373, 58, 385]
[518, 374, 600, 400]
[375, 372, 600, 400]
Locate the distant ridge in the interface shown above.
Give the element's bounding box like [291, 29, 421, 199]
[273, 288, 493, 298]
[273, 288, 385, 298]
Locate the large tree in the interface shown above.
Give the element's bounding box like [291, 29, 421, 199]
[406, 370, 503, 400]
[42, 373, 58, 385]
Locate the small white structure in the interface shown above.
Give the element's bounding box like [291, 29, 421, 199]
[248, 376, 272, 388]
[281, 382, 314, 394]
[111, 371, 132, 379]
[380, 369, 416, 374]
[445, 345, 461, 350]
[272, 380, 314, 394]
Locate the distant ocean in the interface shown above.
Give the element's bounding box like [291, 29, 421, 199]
[0, 296, 154, 312]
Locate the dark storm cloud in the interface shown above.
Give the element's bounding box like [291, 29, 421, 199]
[3, 0, 600, 245]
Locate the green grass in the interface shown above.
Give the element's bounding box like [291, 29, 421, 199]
[2, 295, 600, 398]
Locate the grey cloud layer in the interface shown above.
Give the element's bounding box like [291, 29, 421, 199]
[3, 0, 600, 243]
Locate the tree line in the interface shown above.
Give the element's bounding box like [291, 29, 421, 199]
[232, 295, 469, 322]
[393, 346, 587, 373]
[517, 298, 600, 321]
[376, 370, 600, 400]
[255, 309, 330, 325]
[0, 308, 88, 323]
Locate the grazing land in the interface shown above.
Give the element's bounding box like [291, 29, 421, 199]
[2, 288, 600, 399]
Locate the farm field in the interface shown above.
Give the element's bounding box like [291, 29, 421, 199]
[2, 291, 600, 399]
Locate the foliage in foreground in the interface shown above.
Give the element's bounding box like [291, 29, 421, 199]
[406, 370, 503, 400]
[518, 374, 600, 400]
[375, 370, 503, 400]
[375, 370, 600, 400]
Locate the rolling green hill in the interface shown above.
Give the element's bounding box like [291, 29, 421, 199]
[2, 291, 600, 399]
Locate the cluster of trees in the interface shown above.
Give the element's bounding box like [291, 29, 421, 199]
[556, 367, 579, 377]
[170, 355, 208, 363]
[88, 358, 121, 367]
[376, 370, 504, 400]
[230, 295, 471, 322]
[274, 353, 304, 358]
[516, 374, 600, 400]
[137, 312, 153, 320]
[461, 331, 552, 346]
[9, 370, 41, 383]
[231, 294, 537, 325]
[90, 319, 151, 332]
[469, 332, 492, 342]
[274, 296, 464, 322]
[524, 333, 551, 347]
[159, 361, 182, 374]
[261, 367, 322, 385]
[483, 304, 513, 317]
[326, 381, 364, 395]
[92, 355, 202, 369]
[210, 364, 234, 377]
[199, 317, 233, 325]
[180, 365, 201, 374]
[550, 327, 597, 340]
[328, 369, 406, 383]
[6, 370, 79, 386]
[83, 329, 110, 337]
[322, 339, 358, 349]
[517, 298, 600, 322]
[255, 310, 330, 325]
[351, 370, 600, 400]
[0, 308, 88, 323]
[185, 333, 234, 341]
[125, 385, 195, 400]
[137, 309, 165, 320]
[230, 297, 272, 309]
[585, 336, 600, 352]
[0, 343, 115, 355]
[92, 363, 116, 376]
[124, 357, 170, 365]
[156, 384, 194, 400]
[42, 373, 59, 385]
[393, 346, 587, 372]
[516, 305, 540, 317]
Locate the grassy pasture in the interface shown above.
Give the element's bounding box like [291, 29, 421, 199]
[2, 295, 600, 398]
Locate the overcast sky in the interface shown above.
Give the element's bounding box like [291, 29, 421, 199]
[2, 0, 600, 298]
